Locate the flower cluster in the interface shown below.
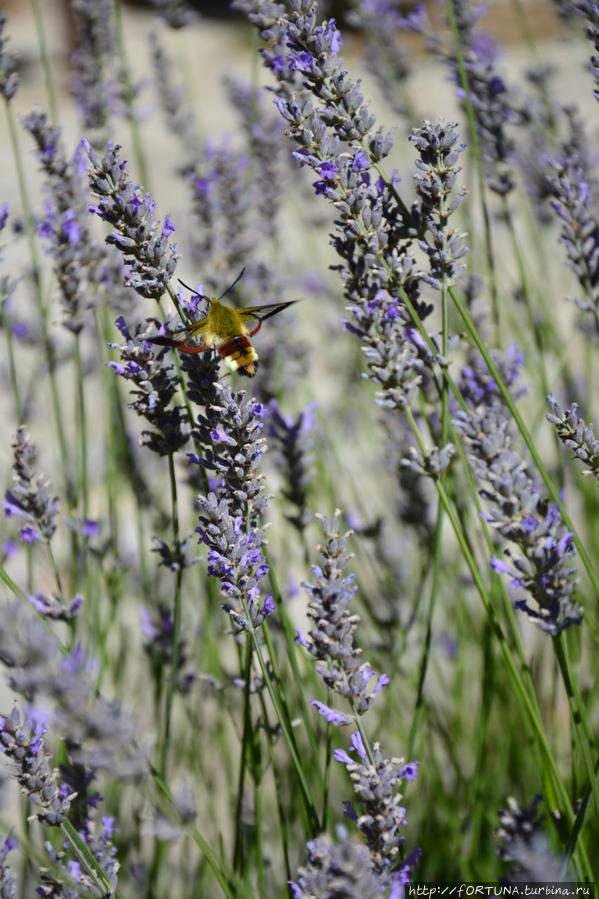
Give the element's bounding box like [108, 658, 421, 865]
[150, 0, 196, 29]
[187, 138, 253, 274]
[443, 0, 515, 194]
[108, 316, 189, 456]
[495, 796, 570, 881]
[224, 76, 287, 239]
[191, 386, 274, 630]
[29, 591, 82, 621]
[291, 833, 387, 898]
[0, 707, 74, 826]
[458, 342, 525, 408]
[545, 138, 599, 331]
[23, 111, 109, 333]
[299, 513, 389, 720]
[3, 426, 59, 543]
[141, 604, 196, 691]
[409, 120, 468, 287]
[267, 399, 315, 531]
[454, 401, 582, 634]
[195, 495, 275, 631]
[191, 384, 268, 522]
[0, 15, 18, 101]
[84, 140, 179, 299]
[547, 395, 599, 480]
[334, 731, 421, 880]
[0, 705, 121, 894]
[0, 833, 17, 899]
[572, 1, 599, 102]
[235, 3, 472, 422]
[70, 0, 120, 135]
[0, 599, 147, 778]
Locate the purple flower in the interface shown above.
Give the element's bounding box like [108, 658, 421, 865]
[2, 540, 16, 558]
[393, 847, 422, 885]
[490, 557, 512, 575]
[310, 701, 353, 726]
[398, 761, 420, 781]
[331, 731, 420, 876]
[318, 160, 339, 178]
[287, 51, 313, 72]
[352, 150, 370, 171]
[82, 518, 100, 537]
[295, 630, 310, 648]
[456, 402, 582, 634]
[3, 491, 27, 519]
[62, 208, 81, 245]
[162, 214, 176, 236]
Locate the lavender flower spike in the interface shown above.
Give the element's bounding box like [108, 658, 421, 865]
[3, 427, 59, 543]
[267, 399, 315, 531]
[70, 0, 119, 134]
[23, 111, 107, 333]
[84, 140, 179, 299]
[454, 402, 582, 634]
[192, 386, 273, 631]
[334, 731, 421, 877]
[0, 707, 75, 826]
[302, 512, 389, 716]
[0, 15, 18, 101]
[547, 395, 599, 481]
[0, 833, 17, 899]
[292, 834, 386, 898]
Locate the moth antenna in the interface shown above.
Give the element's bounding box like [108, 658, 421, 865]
[178, 278, 210, 302]
[217, 267, 246, 301]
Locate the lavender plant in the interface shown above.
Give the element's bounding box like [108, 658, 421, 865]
[1, 0, 599, 891]
[70, 0, 120, 138]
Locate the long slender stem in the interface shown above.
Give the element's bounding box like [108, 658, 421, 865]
[73, 336, 88, 523]
[1, 296, 22, 425]
[445, 0, 500, 339]
[4, 100, 73, 506]
[112, 0, 149, 187]
[159, 450, 184, 780]
[29, 0, 58, 123]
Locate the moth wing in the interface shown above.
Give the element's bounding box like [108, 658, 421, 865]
[238, 300, 297, 325]
[150, 316, 213, 351]
[175, 317, 212, 338]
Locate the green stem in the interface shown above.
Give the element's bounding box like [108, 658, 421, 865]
[112, 0, 149, 187]
[407, 500, 443, 758]
[233, 640, 253, 873]
[74, 336, 88, 522]
[60, 818, 124, 899]
[554, 635, 599, 822]
[262, 553, 324, 792]
[1, 296, 22, 425]
[30, 0, 58, 123]
[159, 451, 184, 781]
[237, 599, 321, 835]
[4, 100, 73, 506]
[445, 0, 500, 338]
